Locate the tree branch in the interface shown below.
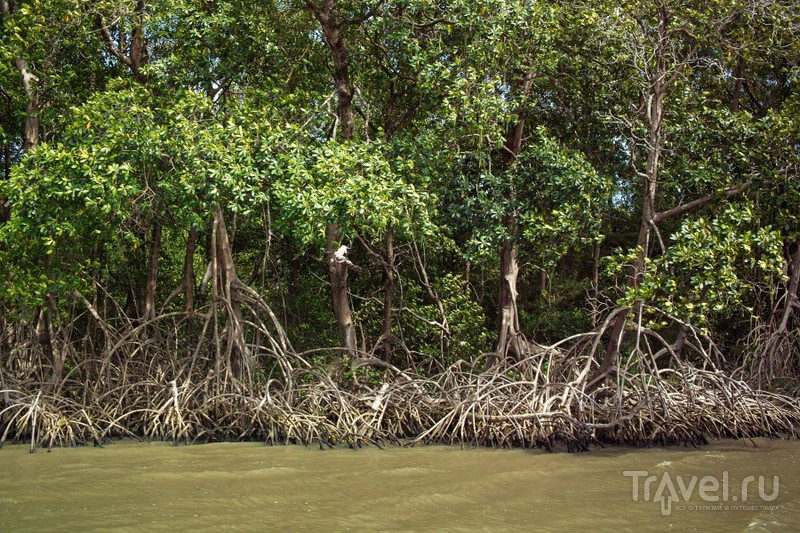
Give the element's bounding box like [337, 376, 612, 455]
[653, 180, 752, 223]
[97, 15, 134, 69]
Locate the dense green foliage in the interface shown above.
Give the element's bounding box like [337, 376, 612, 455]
[0, 0, 798, 387]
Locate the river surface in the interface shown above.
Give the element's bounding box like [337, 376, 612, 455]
[0, 438, 798, 531]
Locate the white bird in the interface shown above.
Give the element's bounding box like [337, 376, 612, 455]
[333, 245, 349, 262]
[331, 244, 361, 272]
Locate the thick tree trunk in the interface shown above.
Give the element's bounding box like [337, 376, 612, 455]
[327, 224, 357, 357]
[15, 58, 39, 151]
[493, 71, 533, 361]
[496, 240, 523, 361]
[213, 206, 251, 377]
[214, 209, 239, 316]
[309, 0, 362, 358]
[329, 31, 354, 140]
[130, 1, 147, 71]
[308, 0, 354, 141]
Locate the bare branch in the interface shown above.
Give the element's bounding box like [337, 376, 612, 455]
[653, 180, 752, 223]
[97, 15, 134, 69]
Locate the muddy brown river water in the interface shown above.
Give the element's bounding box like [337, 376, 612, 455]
[0, 438, 798, 531]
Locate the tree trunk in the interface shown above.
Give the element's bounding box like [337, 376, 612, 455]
[1, 6, 39, 152]
[142, 222, 161, 322]
[412, 236, 450, 355]
[3, 19, 56, 378]
[779, 244, 800, 332]
[539, 268, 548, 299]
[130, 1, 147, 71]
[0, 306, 6, 358]
[308, 0, 354, 141]
[19, 58, 56, 382]
[287, 245, 300, 327]
[183, 227, 197, 313]
[214, 209, 238, 316]
[97, 0, 149, 83]
[496, 240, 523, 361]
[98, 1, 156, 320]
[13, 58, 38, 151]
[493, 70, 534, 361]
[381, 227, 395, 362]
[309, 0, 361, 358]
[327, 224, 357, 357]
[592, 8, 667, 389]
[45, 295, 63, 387]
[1, 84, 11, 221]
[592, 242, 601, 290]
[213, 206, 251, 378]
[593, 102, 661, 387]
[34, 295, 63, 389]
[731, 55, 744, 113]
[35, 305, 54, 374]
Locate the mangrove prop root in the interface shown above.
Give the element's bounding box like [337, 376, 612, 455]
[1, 311, 799, 452]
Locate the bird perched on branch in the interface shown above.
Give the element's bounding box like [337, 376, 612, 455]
[333, 245, 349, 263]
[331, 245, 362, 272]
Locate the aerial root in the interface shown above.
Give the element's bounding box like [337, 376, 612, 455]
[2, 316, 799, 452]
